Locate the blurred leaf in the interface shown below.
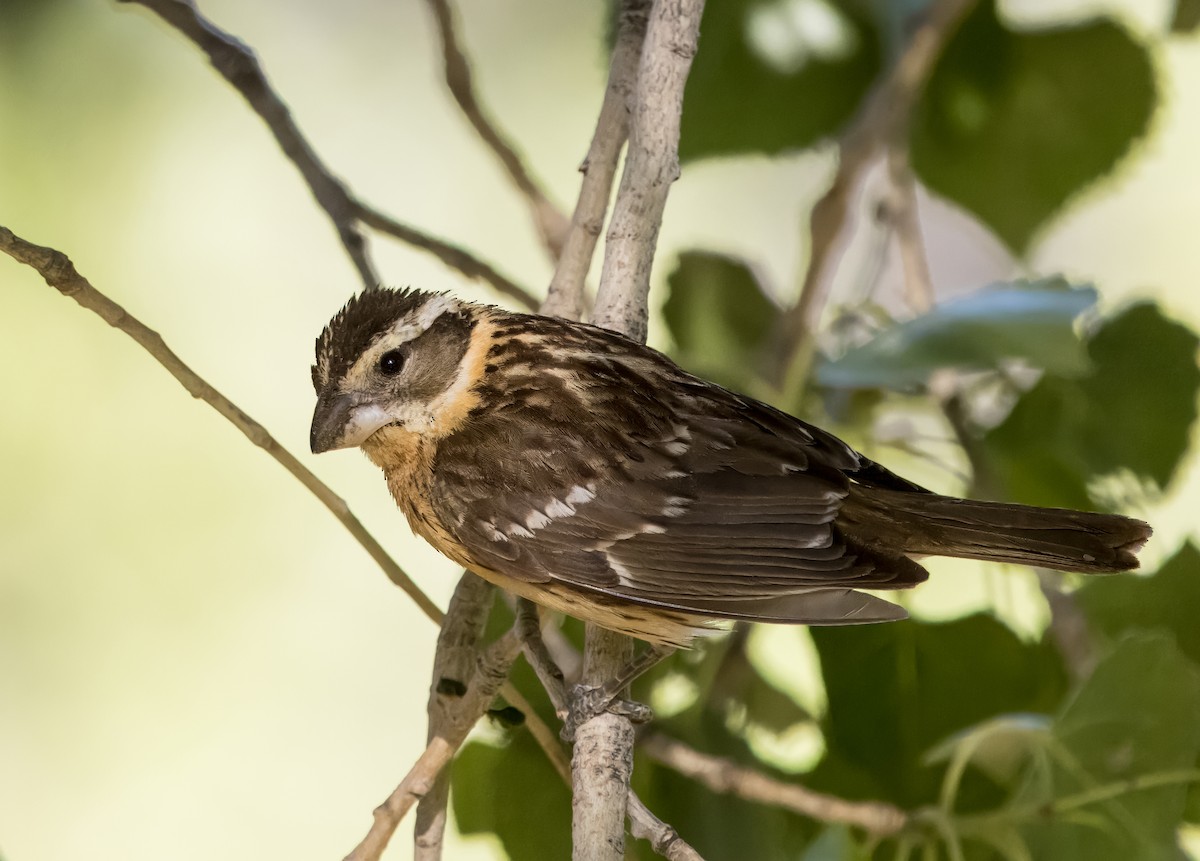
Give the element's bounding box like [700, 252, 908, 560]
[816, 279, 1096, 389]
[663, 252, 781, 391]
[924, 712, 1053, 787]
[911, 0, 1157, 252]
[810, 614, 1067, 807]
[1173, 0, 1200, 33]
[452, 733, 572, 859]
[800, 825, 863, 860]
[980, 302, 1200, 508]
[1018, 633, 1200, 859]
[679, 0, 881, 160]
[1077, 542, 1200, 668]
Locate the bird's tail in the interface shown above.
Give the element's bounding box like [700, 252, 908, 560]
[839, 486, 1151, 574]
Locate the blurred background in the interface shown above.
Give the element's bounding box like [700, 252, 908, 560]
[1, 0, 1198, 859]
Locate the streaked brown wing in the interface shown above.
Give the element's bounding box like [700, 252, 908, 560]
[429, 354, 926, 625]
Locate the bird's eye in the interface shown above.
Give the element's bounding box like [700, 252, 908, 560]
[378, 349, 405, 376]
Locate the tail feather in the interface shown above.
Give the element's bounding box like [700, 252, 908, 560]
[839, 486, 1151, 575]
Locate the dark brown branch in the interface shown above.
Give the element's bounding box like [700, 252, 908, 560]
[354, 206, 537, 311]
[0, 224, 442, 624]
[424, 0, 570, 260]
[116, 0, 377, 290]
[117, 0, 540, 310]
[640, 733, 908, 837]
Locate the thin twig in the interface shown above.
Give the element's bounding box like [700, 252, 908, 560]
[627, 792, 707, 860]
[778, 0, 975, 390]
[424, 0, 570, 260]
[116, 0, 378, 291]
[118, 0, 540, 310]
[542, 0, 652, 320]
[354, 206, 536, 310]
[591, 0, 705, 343]
[346, 628, 524, 861]
[640, 733, 909, 837]
[0, 225, 442, 624]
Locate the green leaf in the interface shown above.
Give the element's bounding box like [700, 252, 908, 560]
[663, 252, 781, 391]
[679, 0, 881, 160]
[1018, 633, 1200, 859]
[911, 0, 1157, 252]
[816, 279, 1096, 389]
[810, 614, 1067, 807]
[1172, 0, 1200, 34]
[452, 733, 572, 859]
[1077, 542, 1200, 668]
[980, 302, 1200, 508]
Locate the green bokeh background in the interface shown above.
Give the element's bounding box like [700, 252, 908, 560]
[2, 1, 1199, 859]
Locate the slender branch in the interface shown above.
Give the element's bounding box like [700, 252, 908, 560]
[345, 628, 524, 861]
[424, 0, 570, 260]
[116, 0, 377, 291]
[542, 0, 651, 320]
[640, 733, 909, 837]
[778, 0, 974, 388]
[884, 143, 935, 315]
[627, 792, 707, 861]
[591, 0, 705, 343]
[574, 3, 705, 859]
[354, 205, 536, 310]
[415, 575, 496, 860]
[117, 0, 540, 311]
[0, 224, 443, 624]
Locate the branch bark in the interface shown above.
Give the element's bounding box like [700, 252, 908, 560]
[542, 0, 651, 320]
[640, 733, 909, 837]
[574, 2, 704, 858]
[591, 0, 704, 343]
[345, 627, 524, 861]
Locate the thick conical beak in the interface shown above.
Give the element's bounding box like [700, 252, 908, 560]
[310, 393, 391, 453]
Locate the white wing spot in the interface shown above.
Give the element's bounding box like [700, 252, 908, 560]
[480, 521, 509, 543]
[545, 498, 576, 519]
[661, 496, 690, 518]
[606, 555, 637, 588]
[565, 484, 596, 506]
[505, 522, 535, 539]
[525, 510, 552, 531]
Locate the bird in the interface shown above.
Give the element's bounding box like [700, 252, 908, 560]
[310, 287, 1151, 649]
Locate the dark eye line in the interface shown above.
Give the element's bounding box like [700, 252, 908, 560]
[378, 349, 406, 376]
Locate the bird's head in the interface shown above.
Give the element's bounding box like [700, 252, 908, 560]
[310, 288, 479, 454]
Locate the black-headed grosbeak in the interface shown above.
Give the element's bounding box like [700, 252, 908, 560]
[310, 288, 1150, 647]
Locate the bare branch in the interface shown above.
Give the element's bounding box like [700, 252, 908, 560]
[627, 792, 707, 861]
[542, 0, 651, 320]
[117, 0, 540, 310]
[424, 0, 570, 260]
[0, 224, 443, 624]
[116, 0, 377, 290]
[415, 575, 496, 860]
[354, 205, 537, 310]
[574, 2, 705, 857]
[591, 0, 705, 343]
[346, 628, 524, 861]
[779, 0, 975, 386]
[640, 733, 909, 837]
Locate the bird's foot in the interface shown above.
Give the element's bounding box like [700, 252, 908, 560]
[561, 683, 654, 742]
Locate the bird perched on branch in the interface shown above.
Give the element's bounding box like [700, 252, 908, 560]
[310, 288, 1151, 648]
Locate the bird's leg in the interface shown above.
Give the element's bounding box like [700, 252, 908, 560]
[514, 599, 570, 718]
[564, 644, 676, 741]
